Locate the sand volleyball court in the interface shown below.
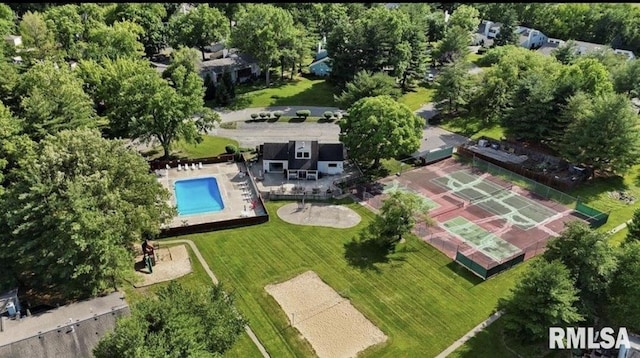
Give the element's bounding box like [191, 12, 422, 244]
[265, 271, 387, 358]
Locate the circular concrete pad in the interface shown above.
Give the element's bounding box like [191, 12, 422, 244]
[277, 203, 361, 228]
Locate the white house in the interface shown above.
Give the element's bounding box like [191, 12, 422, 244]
[475, 21, 548, 49]
[537, 38, 636, 60]
[516, 26, 548, 49]
[4, 35, 22, 47]
[261, 140, 345, 180]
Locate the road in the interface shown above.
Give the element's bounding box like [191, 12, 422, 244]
[210, 102, 469, 152]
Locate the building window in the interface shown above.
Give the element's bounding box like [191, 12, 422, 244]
[328, 163, 337, 168]
[296, 152, 303, 159]
[303, 152, 310, 158]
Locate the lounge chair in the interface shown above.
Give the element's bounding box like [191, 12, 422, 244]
[177, 164, 182, 171]
[192, 163, 196, 170]
[165, 164, 170, 170]
[198, 162, 203, 169]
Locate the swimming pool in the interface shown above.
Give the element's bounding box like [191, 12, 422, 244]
[174, 177, 225, 215]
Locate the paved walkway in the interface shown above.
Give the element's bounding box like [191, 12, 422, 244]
[435, 311, 504, 358]
[162, 239, 270, 358]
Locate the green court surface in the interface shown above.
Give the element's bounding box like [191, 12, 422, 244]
[383, 180, 440, 210]
[442, 216, 521, 262]
[431, 170, 559, 230]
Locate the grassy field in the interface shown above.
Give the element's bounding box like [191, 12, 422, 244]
[161, 200, 526, 357]
[226, 76, 337, 109]
[439, 115, 506, 140]
[398, 85, 435, 111]
[173, 136, 239, 158]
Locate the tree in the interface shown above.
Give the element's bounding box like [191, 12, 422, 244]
[231, 4, 296, 86]
[626, 208, 640, 243]
[493, 9, 519, 47]
[613, 59, 640, 97]
[334, 70, 401, 109]
[0, 4, 15, 38]
[162, 45, 199, 81]
[86, 21, 145, 60]
[339, 95, 424, 168]
[551, 40, 578, 65]
[563, 58, 614, 96]
[19, 11, 57, 59]
[43, 5, 83, 59]
[94, 282, 246, 358]
[432, 25, 471, 65]
[365, 190, 432, 247]
[0, 101, 26, 194]
[560, 92, 640, 175]
[607, 241, 640, 332]
[447, 4, 480, 34]
[168, 4, 229, 61]
[501, 71, 557, 142]
[0, 129, 175, 299]
[125, 67, 220, 159]
[544, 221, 618, 321]
[433, 60, 474, 114]
[396, 7, 429, 91]
[498, 259, 583, 343]
[18, 60, 98, 140]
[107, 3, 167, 57]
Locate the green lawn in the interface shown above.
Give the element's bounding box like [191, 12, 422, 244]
[398, 85, 435, 111]
[173, 136, 239, 158]
[225, 76, 337, 109]
[161, 200, 526, 357]
[439, 115, 506, 140]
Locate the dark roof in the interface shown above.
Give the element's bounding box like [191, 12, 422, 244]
[288, 141, 318, 170]
[318, 143, 345, 161]
[477, 21, 489, 35]
[262, 143, 289, 161]
[199, 49, 257, 74]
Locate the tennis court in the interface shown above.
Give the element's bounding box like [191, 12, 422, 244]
[359, 157, 583, 279]
[442, 216, 521, 262]
[431, 169, 558, 230]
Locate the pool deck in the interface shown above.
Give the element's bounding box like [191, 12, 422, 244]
[157, 161, 261, 229]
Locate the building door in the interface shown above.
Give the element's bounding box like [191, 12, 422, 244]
[298, 170, 307, 179]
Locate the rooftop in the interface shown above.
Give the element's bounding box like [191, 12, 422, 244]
[0, 291, 128, 347]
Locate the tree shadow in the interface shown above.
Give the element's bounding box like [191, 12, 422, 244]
[569, 174, 627, 203]
[317, 117, 336, 123]
[441, 114, 496, 138]
[445, 262, 485, 285]
[343, 233, 410, 273]
[287, 117, 307, 123]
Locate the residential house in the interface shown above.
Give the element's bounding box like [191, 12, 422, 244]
[261, 140, 345, 180]
[537, 38, 636, 60]
[4, 35, 22, 47]
[473, 20, 494, 47]
[309, 37, 331, 77]
[0, 292, 129, 358]
[198, 48, 260, 85]
[516, 26, 548, 49]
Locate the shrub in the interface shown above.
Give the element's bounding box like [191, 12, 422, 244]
[250, 113, 259, 120]
[296, 109, 311, 119]
[225, 144, 238, 154]
[323, 111, 333, 120]
[273, 110, 283, 119]
[333, 111, 342, 119]
[259, 112, 268, 118]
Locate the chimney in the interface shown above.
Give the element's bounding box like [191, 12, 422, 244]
[317, 42, 321, 53]
[444, 10, 450, 24]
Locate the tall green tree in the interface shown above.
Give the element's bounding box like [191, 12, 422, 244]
[339, 95, 424, 168]
[19, 10, 57, 60]
[607, 241, 640, 332]
[162, 46, 199, 81]
[433, 60, 474, 114]
[107, 3, 167, 57]
[626, 208, 640, 243]
[432, 25, 471, 65]
[0, 129, 175, 299]
[551, 40, 578, 65]
[43, 5, 83, 59]
[447, 4, 480, 34]
[168, 4, 229, 61]
[231, 4, 296, 86]
[86, 21, 145, 60]
[334, 70, 401, 109]
[0, 4, 15, 37]
[365, 190, 433, 247]
[18, 60, 98, 140]
[94, 282, 246, 358]
[396, 6, 429, 92]
[613, 59, 640, 97]
[544, 221, 618, 320]
[498, 259, 583, 343]
[493, 8, 519, 47]
[0, 101, 26, 195]
[560, 92, 640, 175]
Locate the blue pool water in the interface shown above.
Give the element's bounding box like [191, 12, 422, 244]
[174, 177, 225, 215]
